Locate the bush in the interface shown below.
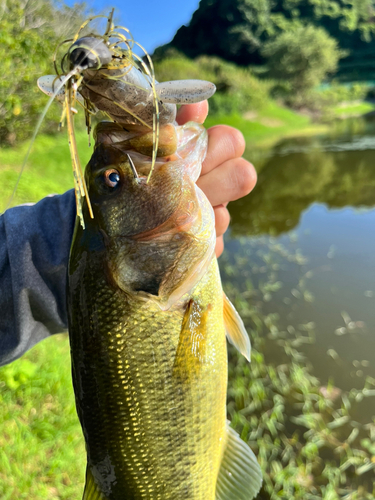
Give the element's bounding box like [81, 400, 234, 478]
[0, 0, 86, 146]
[154, 54, 271, 115]
[321, 83, 370, 104]
[262, 24, 344, 106]
[283, 83, 372, 117]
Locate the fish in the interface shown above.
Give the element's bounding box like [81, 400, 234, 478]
[66, 117, 263, 499]
[34, 9, 262, 498]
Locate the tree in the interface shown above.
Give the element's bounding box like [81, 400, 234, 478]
[153, 0, 275, 66]
[0, 0, 86, 145]
[154, 0, 375, 80]
[261, 24, 343, 98]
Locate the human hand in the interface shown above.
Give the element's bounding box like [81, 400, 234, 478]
[176, 102, 257, 257]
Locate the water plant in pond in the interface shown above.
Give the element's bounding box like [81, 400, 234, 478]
[221, 237, 375, 499]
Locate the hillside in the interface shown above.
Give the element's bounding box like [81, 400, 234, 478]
[154, 0, 375, 82]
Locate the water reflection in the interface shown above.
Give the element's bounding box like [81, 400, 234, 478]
[231, 133, 375, 236]
[225, 115, 375, 391]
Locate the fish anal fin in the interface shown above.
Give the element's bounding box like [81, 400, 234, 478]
[216, 422, 262, 500]
[173, 299, 211, 381]
[82, 467, 108, 500]
[223, 293, 251, 361]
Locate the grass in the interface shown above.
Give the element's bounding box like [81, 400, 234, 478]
[205, 102, 329, 150]
[0, 335, 85, 499]
[330, 101, 375, 117]
[0, 128, 92, 212]
[0, 127, 92, 498]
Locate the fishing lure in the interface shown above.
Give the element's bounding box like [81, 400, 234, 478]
[37, 9, 216, 227]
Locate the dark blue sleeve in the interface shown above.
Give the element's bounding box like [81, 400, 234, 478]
[0, 190, 76, 366]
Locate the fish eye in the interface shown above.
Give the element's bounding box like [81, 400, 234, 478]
[103, 169, 121, 188]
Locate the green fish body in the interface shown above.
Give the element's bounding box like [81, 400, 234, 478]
[67, 122, 262, 499]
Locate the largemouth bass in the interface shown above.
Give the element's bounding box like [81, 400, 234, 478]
[67, 120, 262, 499]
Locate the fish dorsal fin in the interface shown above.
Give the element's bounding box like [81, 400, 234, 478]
[216, 422, 263, 500]
[82, 467, 108, 500]
[223, 293, 251, 361]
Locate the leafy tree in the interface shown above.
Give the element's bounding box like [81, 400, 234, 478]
[0, 0, 86, 145]
[154, 53, 270, 115]
[153, 0, 275, 66]
[156, 0, 375, 80]
[291, 0, 375, 41]
[261, 25, 343, 99]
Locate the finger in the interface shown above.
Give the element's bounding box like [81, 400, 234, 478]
[202, 125, 245, 175]
[214, 205, 230, 237]
[197, 157, 257, 207]
[215, 236, 224, 258]
[176, 101, 208, 125]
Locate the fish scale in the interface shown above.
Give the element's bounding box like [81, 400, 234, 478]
[69, 246, 227, 498]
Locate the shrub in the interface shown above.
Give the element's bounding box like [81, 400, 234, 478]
[262, 25, 344, 106]
[0, 0, 86, 146]
[154, 54, 271, 115]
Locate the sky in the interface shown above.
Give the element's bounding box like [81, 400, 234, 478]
[64, 0, 200, 55]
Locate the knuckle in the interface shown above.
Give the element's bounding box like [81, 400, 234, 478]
[229, 128, 246, 157]
[235, 159, 257, 198]
[207, 125, 245, 159]
[214, 206, 230, 235]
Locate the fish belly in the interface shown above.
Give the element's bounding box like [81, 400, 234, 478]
[68, 257, 227, 499]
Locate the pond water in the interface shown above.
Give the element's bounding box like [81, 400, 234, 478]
[225, 115, 375, 394]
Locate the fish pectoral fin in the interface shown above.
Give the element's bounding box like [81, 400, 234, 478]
[82, 467, 108, 500]
[216, 422, 263, 500]
[223, 293, 251, 361]
[173, 299, 210, 381]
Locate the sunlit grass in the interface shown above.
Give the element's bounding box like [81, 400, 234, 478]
[0, 128, 90, 498]
[0, 129, 92, 212]
[331, 101, 375, 117]
[205, 102, 328, 149]
[0, 335, 85, 499]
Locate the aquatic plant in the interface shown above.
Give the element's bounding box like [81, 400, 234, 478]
[221, 236, 375, 499]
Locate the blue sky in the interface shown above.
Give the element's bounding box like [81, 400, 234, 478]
[64, 0, 200, 54]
